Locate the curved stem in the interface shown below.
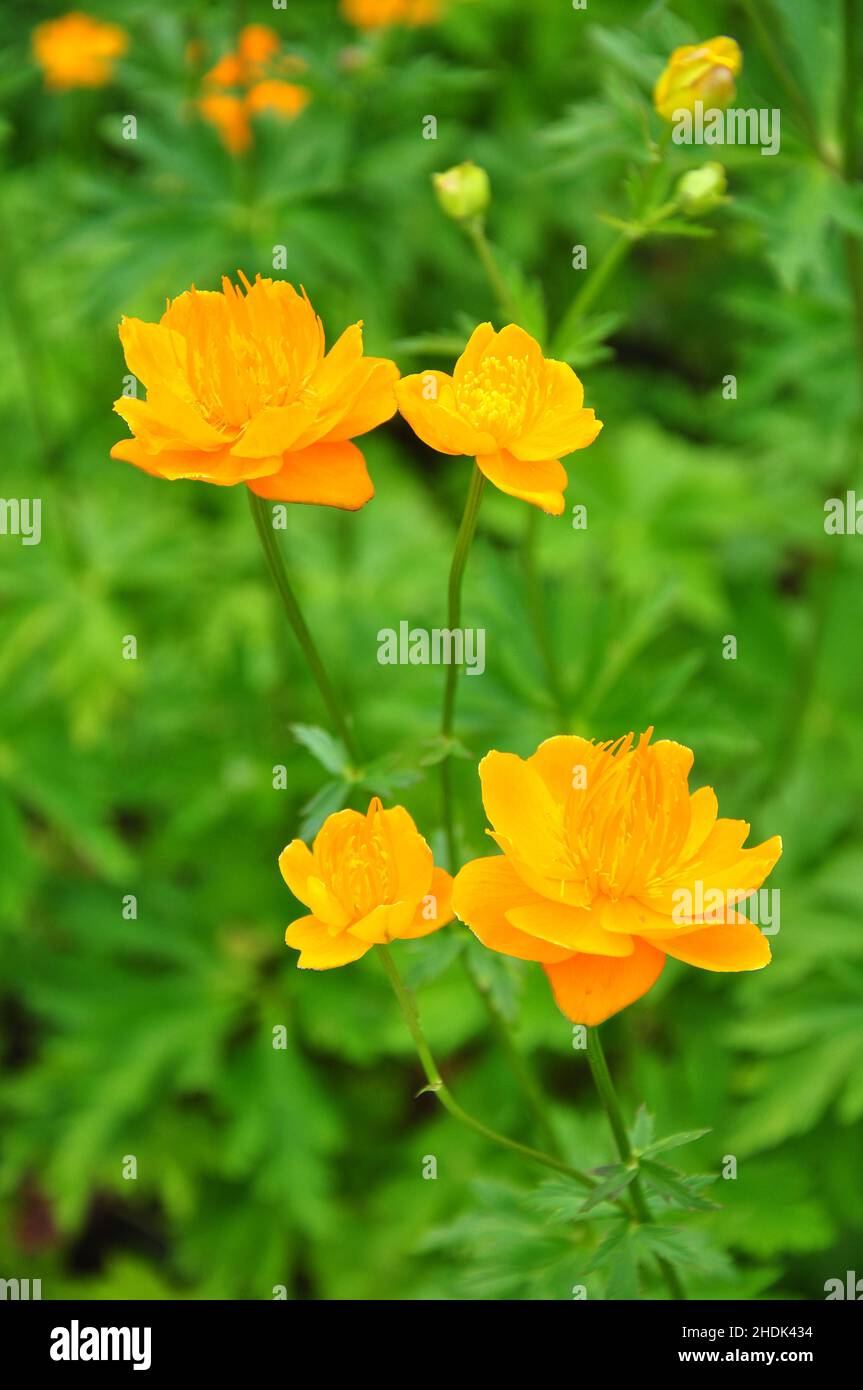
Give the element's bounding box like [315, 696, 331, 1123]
[460, 951, 564, 1157]
[247, 490, 360, 766]
[439, 464, 485, 868]
[586, 1028, 687, 1301]
[738, 0, 837, 167]
[464, 217, 520, 323]
[553, 233, 633, 355]
[379, 944, 594, 1189]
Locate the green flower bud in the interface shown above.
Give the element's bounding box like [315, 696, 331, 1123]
[432, 161, 490, 222]
[676, 162, 728, 218]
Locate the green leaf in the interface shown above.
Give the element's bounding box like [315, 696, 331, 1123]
[580, 1164, 637, 1213]
[639, 1160, 720, 1212]
[640, 1128, 711, 1159]
[291, 724, 351, 778]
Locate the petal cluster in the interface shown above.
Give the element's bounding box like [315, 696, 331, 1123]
[653, 36, 742, 121]
[111, 274, 399, 509]
[452, 730, 781, 1024]
[32, 11, 128, 91]
[396, 324, 602, 515]
[198, 24, 309, 154]
[282, 798, 454, 968]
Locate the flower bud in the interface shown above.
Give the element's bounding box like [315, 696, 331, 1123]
[676, 162, 728, 217]
[432, 161, 490, 222]
[653, 36, 742, 122]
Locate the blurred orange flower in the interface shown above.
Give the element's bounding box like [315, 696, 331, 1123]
[341, 0, 442, 28]
[197, 93, 251, 155]
[198, 23, 309, 152]
[32, 11, 127, 91]
[282, 798, 454, 968]
[396, 323, 602, 515]
[246, 79, 310, 120]
[653, 36, 742, 121]
[111, 274, 399, 509]
[452, 730, 781, 1024]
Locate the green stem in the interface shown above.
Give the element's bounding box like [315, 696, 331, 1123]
[247, 490, 360, 766]
[379, 944, 594, 1188]
[461, 952, 563, 1157]
[464, 217, 520, 323]
[523, 506, 569, 724]
[738, 0, 837, 167]
[586, 1028, 687, 1301]
[554, 233, 633, 354]
[439, 464, 485, 869]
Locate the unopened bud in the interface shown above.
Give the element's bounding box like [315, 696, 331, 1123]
[676, 161, 728, 217]
[432, 161, 490, 222]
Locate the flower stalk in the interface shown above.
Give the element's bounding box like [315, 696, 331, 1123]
[586, 1027, 687, 1301]
[248, 491, 360, 766]
[379, 944, 593, 1189]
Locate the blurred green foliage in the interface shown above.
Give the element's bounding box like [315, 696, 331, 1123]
[1, 0, 862, 1300]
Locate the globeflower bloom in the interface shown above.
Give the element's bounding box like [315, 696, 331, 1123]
[452, 730, 781, 1024]
[198, 23, 309, 152]
[32, 11, 128, 91]
[653, 36, 742, 120]
[111, 275, 399, 509]
[341, 0, 442, 29]
[396, 324, 602, 515]
[282, 798, 454, 968]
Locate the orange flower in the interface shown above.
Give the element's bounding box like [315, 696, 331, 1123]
[396, 324, 602, 515]
[653, 36, 742, 121]
[282, 798, 454, 968]
[110, 274, 399, 509]
[452, 730, 781, 1025]
[197, 93, 251, 155]
[32, 11, 127, 91]
[341, 0, 442, 28]
[199, 24, 309, 151]
[246, 79, 310, 120]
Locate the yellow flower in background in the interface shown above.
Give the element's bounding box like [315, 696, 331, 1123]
[198, 23, 309, 152]
[653, 36, 742, 120]
[197, 94, 251, 155]
[282, 798, 454, 968]
[452, 729, 781, 1025]
[396, 324, 602, 515]
[341, 0, 443, 30]
[111, 274, 399, 509]
[32, 11, 127, 91]
[247, 79, 311, 121]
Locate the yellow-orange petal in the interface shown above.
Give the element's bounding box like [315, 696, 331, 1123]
[479, 751, 570, 875]
[543, 938, 666, 1025]
[278, 839, 316, 904]
[659, 916, 772, 972]
[400, 865, 454, 939]
[285, 915, 372, 969]
[510, 363, 602, 462]
[110, 437, 281, 486]
[475, 449, 567, 514]
[680, 785, 719, 862]
[321, 358, 400, 443]
[246, 440, 374, 509]
[378, 804, 434, 903]
[451, 855, 573, 964]
[395, 373, 497, 457]
[348, 900, 416, 945]
[231, 403, 318, 458]
[118, 317, 189, 395]
[598, 896, 679, 937]
[506, 902, 634, 957]
[113, 391, 229, 454]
